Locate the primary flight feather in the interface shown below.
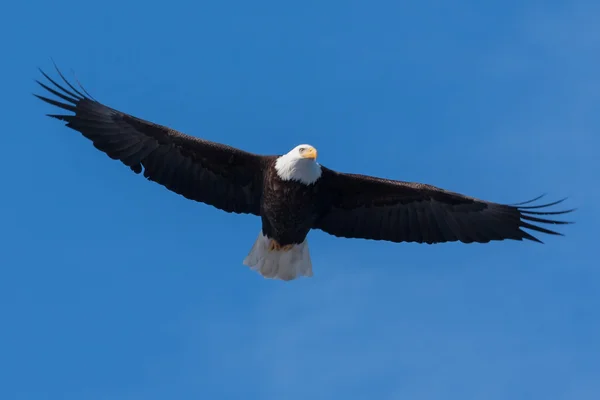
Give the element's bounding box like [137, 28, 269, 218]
[34, 64, 575, 281]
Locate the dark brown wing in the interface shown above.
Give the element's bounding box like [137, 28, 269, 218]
[34, 64, 271, 215]
[314, 167, 575, 244]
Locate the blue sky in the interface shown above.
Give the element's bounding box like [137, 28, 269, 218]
[0, 0, 598, 399]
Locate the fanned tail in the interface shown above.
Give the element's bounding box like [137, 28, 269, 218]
[243, 231, 313, 281]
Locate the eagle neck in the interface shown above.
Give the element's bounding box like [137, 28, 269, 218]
[274, 155, 322, 185]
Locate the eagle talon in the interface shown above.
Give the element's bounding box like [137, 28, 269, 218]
[268, 239, 282, 251]
[267, 240, 293, 252]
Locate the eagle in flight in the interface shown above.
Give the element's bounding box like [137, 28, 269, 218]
[34, 64, 575, 281]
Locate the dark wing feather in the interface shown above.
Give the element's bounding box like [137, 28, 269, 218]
[314, 167, 575, 244]
[34, 64, 271, 215]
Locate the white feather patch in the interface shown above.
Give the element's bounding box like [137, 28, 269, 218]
[243, 231, 313, 281]
[274, 154, 322, 184]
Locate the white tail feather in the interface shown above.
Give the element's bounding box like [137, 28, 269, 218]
[242, 231, 313, 281]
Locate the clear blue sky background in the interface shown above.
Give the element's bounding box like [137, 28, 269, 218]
[1, 1, 598, 399]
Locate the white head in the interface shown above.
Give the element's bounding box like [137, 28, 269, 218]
[274, 144, 322, 185]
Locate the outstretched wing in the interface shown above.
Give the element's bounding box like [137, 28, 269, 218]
[314, 167, 574, 244]
[34, 64, 271, 215]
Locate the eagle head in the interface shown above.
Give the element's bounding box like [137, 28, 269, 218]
[275, 144, 322, 184]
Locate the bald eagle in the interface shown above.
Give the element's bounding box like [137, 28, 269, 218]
[34, 65, 574, 281]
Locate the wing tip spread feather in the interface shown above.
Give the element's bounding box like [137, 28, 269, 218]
[506, 194, 575, 243]
[33, 60, 93, 116]
[35, 63, 142, 175]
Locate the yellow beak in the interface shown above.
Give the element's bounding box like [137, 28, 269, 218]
[302, 147, 318, 160]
